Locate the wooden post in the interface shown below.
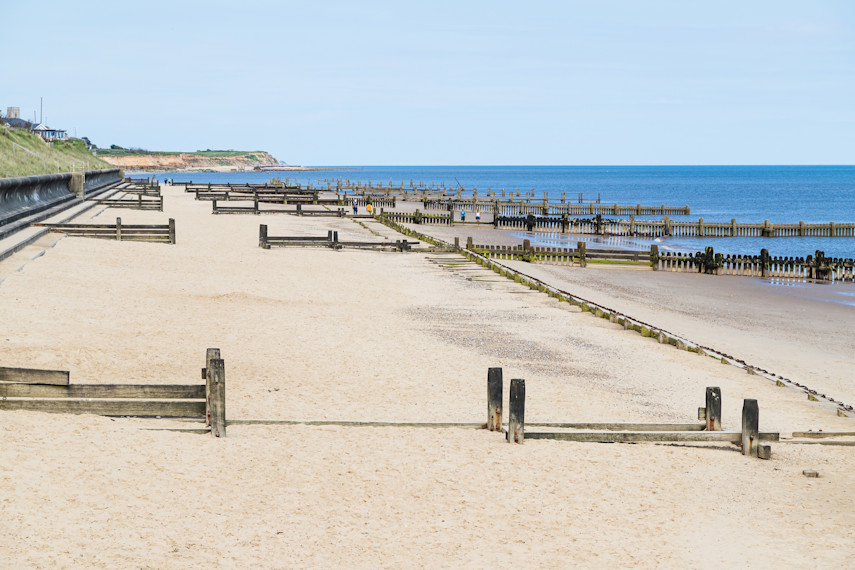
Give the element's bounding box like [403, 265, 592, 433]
[487, 367, 502, 431]
[650, 244, 659, 270]
[466, 236, 473, 250]
[259, 224, 268, 248]
[168, 218, 176, 244]
[454, 237, 460, 250]
[578, 241, 587, 267]
[116, 217, 122, 241]
[705, 387, 722, 431]
[204, 348, 220, 427]
[508, 378, 525, 443]
[209, 358, 226, 438]
[741, 399, 759, 457]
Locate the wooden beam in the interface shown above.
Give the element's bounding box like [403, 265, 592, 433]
[226, 420, 486, 428]
[0, 366, 69, 386]
[0, 399, 205, 417]
[790, 431, 855, 439]
[205, 348, 220, 427]
[706, 387, 722, 431]
[487, 367, 502, 431]
[742, 399, 760, 457]
[525, 431, 779, 443]
[508, 378, 524, 444]
[209, 358, 226, 438]
[0, 384, 205, 399]
[525, 422, 706, 431]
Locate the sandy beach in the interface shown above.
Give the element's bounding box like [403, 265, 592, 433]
[0, 185, 853, 567]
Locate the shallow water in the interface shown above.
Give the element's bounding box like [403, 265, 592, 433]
[144, 165, 855, 257]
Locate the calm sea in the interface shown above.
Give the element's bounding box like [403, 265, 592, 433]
[147, 166, 855, 258]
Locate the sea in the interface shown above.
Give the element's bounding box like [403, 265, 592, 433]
[141, 166, 855, 258]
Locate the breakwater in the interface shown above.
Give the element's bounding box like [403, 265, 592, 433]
[494, 215, 855, 238]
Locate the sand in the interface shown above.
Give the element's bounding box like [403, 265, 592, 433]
[0, 186, 853, 567]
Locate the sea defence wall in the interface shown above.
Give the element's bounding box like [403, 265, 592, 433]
[0, 169, 123, 227]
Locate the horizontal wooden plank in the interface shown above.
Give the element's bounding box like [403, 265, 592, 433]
[790, 431, 855, 439]
[138, 426, 211, 434]
[0, 384, 205, 399]
[226, 420, 486, 428]
[526, 422, 706, 431]
[525, 431, 779, 443]
[0, 366, 69, 385]
[40, 224, 169, 230]
[0, 399, 205, 417]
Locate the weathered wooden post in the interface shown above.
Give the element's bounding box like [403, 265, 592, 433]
[203, 348, 220, 427]
[741, 399, 758, 457]
[259, 224, 268, 248]
[507, 378, 525, 444]
[650, 244, 659, 270]
[487, 367, 502, 431]
[466, 236, 473, 250]
[705, 387, 722, 431]
[208, 358, 226, 438]
[297, 203, 302, 215]
[116, 217, 122, 241]
[168, 218, 176, 244]
[454, 237, 460, 251]
[578, 241, 587, 267]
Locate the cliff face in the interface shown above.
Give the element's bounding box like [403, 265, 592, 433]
[98, 151, 279, 172]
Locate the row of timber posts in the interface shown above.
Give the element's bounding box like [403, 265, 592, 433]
[656, 247, 855, 282]
[492, 214, 854, 238]
[204, 348, 226, 438]
[487, 369, 768, 458]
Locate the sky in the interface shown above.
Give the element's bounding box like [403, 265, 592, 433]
[2, 0, 854, 165]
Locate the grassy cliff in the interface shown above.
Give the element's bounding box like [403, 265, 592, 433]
[0, 126, 113, 178]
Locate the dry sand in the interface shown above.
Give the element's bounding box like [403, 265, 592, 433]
[0, 186, 853, 567]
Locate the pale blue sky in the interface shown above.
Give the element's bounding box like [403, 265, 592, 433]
[3, 1, 853, 165]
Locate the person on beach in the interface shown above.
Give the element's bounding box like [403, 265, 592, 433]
[352, 198, 358, 215]
[367, 203, 373, 215]
[476, 210, 481, 222]
[461, 209, 466, 222]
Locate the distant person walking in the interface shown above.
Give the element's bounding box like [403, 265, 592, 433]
[352, 198, 358, 215]
[460, 209, 466, 222]
[475, 210, 481, 222]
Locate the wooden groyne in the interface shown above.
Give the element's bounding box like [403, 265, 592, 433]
[655, 248, 855, 281]
[469, 239, 855, 282]
[258, 225, 414, 251]
[486, 370, 775, 458]
[424, 199, 689, 217]
[494, 215, 855, 238]
[36, 217, 176, 244]
[86, 194, 163, 211]
[382, 210, 452, 226]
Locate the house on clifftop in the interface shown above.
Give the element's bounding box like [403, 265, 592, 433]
[31, 123, 67, 141]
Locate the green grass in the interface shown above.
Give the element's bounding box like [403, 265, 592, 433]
[94, 148, 266, 158]
[0, 127, 114, 178]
